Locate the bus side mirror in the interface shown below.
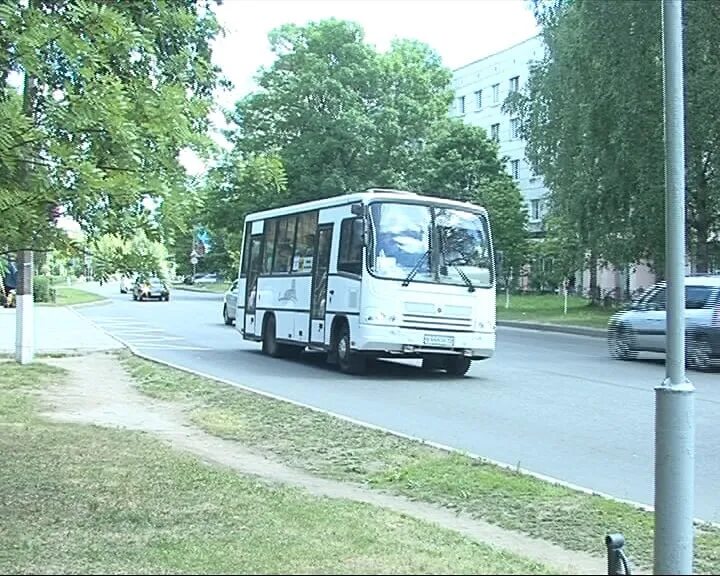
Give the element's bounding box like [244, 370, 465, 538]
[351, 203, 363, 216]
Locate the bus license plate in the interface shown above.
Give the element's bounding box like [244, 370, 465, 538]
[423, 334, 455, 347]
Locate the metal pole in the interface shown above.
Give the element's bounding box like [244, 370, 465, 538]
[16, 21, 35, 365]
[15, 250, 34, 365]
[655, 1, 694, 574]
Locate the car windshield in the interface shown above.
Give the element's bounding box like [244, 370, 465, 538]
[367, 201, 493, 288]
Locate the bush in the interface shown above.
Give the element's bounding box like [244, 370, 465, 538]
[33, 276, 55, 303]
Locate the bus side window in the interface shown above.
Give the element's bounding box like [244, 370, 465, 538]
[338, 217, 363, 276]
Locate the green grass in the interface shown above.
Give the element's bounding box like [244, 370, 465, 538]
[121, 352, 720, 574]
[496, 293, 619, 328]
[41, 286, 106, 306]
[0, 361, 552, 575]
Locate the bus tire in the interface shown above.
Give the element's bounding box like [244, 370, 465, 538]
[335, 322, 366, 375]
[444, 355, 471, 377]
[421, 356, 444, 371]
[262, 314, 282, 358]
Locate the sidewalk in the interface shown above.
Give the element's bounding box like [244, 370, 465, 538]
[0, 306, 123, 355]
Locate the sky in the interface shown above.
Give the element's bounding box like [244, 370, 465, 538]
[178, 0, 540, 174]
[211, 0, 539, 107]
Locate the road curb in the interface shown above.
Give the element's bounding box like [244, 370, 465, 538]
[171, 285, 226, 294]
[121, 346, 709, 526]
[68, 298, 113, 309]
[497, 320, 606, 338]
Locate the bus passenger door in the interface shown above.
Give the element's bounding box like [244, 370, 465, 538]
[310, 225, 333, 346]
[243, 234, 263, 338]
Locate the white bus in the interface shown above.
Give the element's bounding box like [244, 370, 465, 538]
[235, 188, 496, 376]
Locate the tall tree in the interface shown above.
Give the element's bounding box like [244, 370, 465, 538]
[413, 119, 529, 284]
[203, 153, 289, 276]
[507, 0, 720, 275]
[0, 0, 223, 253]
[227, 19, 453, 200]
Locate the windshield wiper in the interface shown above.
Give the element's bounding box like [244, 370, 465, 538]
[441, 254, 476, 293]
[401, 249, 429, 287]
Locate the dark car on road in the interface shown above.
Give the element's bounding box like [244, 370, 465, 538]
[607, 274, 720, 371]
[132, 276, 170, 301]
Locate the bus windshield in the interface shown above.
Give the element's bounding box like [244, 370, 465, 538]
[368, 201, 493, 288]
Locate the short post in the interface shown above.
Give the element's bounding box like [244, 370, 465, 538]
[15, 249, 34, 365]
[606, 533, 630, 575]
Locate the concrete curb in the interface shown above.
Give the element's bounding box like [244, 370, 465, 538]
[171, 285, 226, 294]
[498, 320, 606, 338]
[68, 298, 112, 309]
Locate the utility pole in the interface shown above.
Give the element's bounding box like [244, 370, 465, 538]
[655, 0, 694, 573]
[16, 17, 36, 365]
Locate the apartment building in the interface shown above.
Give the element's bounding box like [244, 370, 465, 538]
[450, 35, 546, 234]
[450, 36, 657, 296]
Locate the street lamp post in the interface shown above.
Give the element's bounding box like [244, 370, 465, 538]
[654, 1, 695, 573]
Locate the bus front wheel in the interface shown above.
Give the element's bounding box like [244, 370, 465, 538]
[335, 323, 367, 375]
[444, 355, 471, 377]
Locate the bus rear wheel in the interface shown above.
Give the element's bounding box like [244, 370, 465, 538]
[335, 323, 367, 375]
[262, 315, 282, 357]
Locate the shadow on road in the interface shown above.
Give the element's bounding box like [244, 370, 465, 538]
[197, 345, 486, 382]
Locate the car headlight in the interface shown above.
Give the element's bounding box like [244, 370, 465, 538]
[363, 307, 399, 324]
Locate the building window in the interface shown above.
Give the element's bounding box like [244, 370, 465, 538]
[509, 76, 519, 93]
[490, 123, 500, 142]
[474, 89, 482, 110]
[510, 159, 520, 180]
[457, 95, 465, 115]
[530, 199, 541, 221]
[492, 83, 499, 104]
[510, 117, 520, 139]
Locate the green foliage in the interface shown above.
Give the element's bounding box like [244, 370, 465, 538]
[0, 0, 224, 254]
[413, 119, 529, 283]
[508, 0, 720, 273]
[227, 19, 453, 200]
[90, 231, 170, 281]
[32, 276, 54, 303]
[203, 154, 289, 276]
[212, 19, 527, 276]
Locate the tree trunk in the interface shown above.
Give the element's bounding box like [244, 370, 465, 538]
[695, 225, 709, 273]
[588, 251, 599, 304]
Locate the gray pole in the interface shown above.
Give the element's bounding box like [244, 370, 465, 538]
[15, 250, 34, 365]
[16, 20, 36, 365]
[655, 0, 695, 573]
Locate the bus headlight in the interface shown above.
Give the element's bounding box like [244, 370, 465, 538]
[364, 307, 398, 324]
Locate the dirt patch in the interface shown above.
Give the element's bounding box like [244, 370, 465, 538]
[42, 352, 608, 575]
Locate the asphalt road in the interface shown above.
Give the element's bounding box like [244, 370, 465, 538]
[79, 282, 720, 522]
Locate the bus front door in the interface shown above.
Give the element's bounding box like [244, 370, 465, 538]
[310, 225, 333, 346]
[243, 234, 263, 338]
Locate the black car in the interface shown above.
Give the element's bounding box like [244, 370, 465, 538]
[132, 276, 170, 301]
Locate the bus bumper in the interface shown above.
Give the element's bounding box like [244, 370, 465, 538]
[354, 324, 495, 360]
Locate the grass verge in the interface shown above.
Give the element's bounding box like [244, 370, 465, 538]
[496, 293, 618, 329]
[121, 352, 720, 574]
[0, 360, 550, 575]
[44, 286, 106, 306]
